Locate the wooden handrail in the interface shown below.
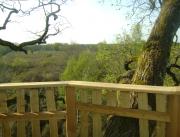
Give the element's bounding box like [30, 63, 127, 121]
[0, 81, 179, 137]
[68, 81, 179, 95]
[0, 81, 68, 89]
[0, 81, 179, 95]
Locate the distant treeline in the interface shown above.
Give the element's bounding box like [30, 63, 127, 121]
[0, 42, 179, 85]
[0, 43, 97, 82]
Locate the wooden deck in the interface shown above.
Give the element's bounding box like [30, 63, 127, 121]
[0, 81, 179, 137]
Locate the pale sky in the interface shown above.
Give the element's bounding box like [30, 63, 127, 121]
[56, 0, 130, 44]
[1, 0, 179, 44]
[0, 0, 134, 44]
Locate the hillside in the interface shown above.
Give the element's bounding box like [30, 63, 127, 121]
[0, 43, 179, 86]
[0, 43, 97, 83]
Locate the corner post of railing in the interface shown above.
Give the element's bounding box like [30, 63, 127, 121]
[166, 94, 180, 137]
[65, 86, 76, 137]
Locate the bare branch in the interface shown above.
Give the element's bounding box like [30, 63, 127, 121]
[173, 33, 178, 46]
[0, 38, 27, 54]
[137, 9, 154, 24]
[175, 55, 180, 64]
[0, 1, 63, 53]
[44, 28, 60, 40]
[19, 3, 60, 47]
[158, 0, 162, 7]
[0, 4, 18, 30]
[0, 3, 16, 11]
[124, 59, 134, 71]
[166, 55, 180, 86]
[149, 0, 156, 10]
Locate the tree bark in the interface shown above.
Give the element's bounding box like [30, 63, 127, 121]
[104, 0, 180, 136]
[133, 0, 180, 86]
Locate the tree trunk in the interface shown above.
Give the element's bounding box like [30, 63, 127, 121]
[133, 0, 180, 86]
[104, 0, 180, 136]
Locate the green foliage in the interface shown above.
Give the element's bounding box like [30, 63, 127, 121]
[115, 23, 143, 45]
[62, 26, 145, 83]
[0, 38, 178, 86]
[62, 42, 143, 83]
[131, 23, 142, 42]
[62, 42, 179, 85]
[0, 43, 97, 83]
[62, 51, 102, 81]
[0, 46, 11, 56]
[164, 45, 180, 86]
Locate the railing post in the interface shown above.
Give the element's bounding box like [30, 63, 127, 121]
[65, 86, 76, 137]
[166, 95, 180, 137]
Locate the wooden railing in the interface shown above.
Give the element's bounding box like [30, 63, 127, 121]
[0, 81, 179, 137]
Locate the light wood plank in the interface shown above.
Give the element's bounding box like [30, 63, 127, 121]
[156, 94, 167, 137]
[76, 103, 170, 122]
[45, 88, 58, 137]
[65, 86, 76, 137]
[107, 90, 116, 107]
[0, 81, 178, 95]
[79, 90, 89, 137]
[0, 91, 11, 137]
[138, 93, 149, 137]
[166, 95, 180, 137]
[117, 91, 130, 108]
[92, 90, 102, 137]
[17, 89, 26, 137]
[0, 111, 66, 120]
[0, 81, 68, 90]
[30, 89, 41, 137]
[68, 81, 178, 95]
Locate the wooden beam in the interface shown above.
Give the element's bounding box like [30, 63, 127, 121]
[166, 95, 180, 137]
[45, 88, 59, 137]
[156, 94, 167, 137]
[17, 89, 26, 137]
[79, 90, 89, 137]
[30, 89, 41, 137]
[0, 81, 179, 95]
[77, 103, 170, 122]
[0, 92, 11, 137]
[68, 81, 178, 95]
[0, 111, 66, 121]
[92, 90, 102, 137]
[0, 81, 68, 90]
[138, 93, 149, 137]
[65, 86, 76, 137]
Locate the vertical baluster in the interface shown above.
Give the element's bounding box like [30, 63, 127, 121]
[166, 95, 180, 137]
[105, 91, 117, 136]
[107, 90, 117, 107]
[79, 90, 88, 137]
[0, 91, 11, 137]
[156, 94, 167, 137]
[138, 93, 149, 137]
[92, 90, 102, 137]
[65, 86, 76, 137]
[117, 91, 130, 108]
[17, 89, 26, 137]
[45, 87, 58, 137]
[30, 89, 41, 137]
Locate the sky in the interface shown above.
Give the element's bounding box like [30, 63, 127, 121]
[2, 0, 180, 44]
[56, 0, 130, 44]
[0, 0, 135, 44]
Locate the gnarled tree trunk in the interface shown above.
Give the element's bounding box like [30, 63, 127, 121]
[104, 0, 180, 136]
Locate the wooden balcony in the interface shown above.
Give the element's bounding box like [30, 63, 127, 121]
[0, 81, 179, 137]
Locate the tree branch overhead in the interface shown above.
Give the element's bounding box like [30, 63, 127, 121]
[0, 0, 64, 53]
